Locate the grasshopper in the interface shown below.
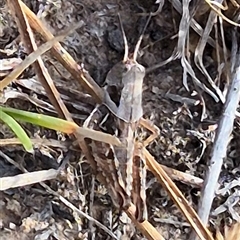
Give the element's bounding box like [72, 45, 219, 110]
[84, 14, 159, 222]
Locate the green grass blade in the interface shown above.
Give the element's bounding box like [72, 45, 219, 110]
[0, 109, 33, 152]
[0, 106, 77, 133]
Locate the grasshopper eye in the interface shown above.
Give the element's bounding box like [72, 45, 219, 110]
[123, 61, 133, 72]
[121, 64, 129, 74]
[123, 65, 129, 72]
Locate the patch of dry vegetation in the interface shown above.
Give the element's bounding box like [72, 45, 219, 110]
[1, 0, 240, 239]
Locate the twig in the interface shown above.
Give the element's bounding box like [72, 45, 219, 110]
[196, 21, 240, 226]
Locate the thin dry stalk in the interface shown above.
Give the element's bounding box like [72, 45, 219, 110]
[205, 0, 240, 27]
[144, 148, 213, 240]
[5, 0, 80, 122]
[0, 29, 77, 91]
[170, 0, 216, 48]
[0, 169, 59, 191]
[216, 222, 240, 240]
[194, 0, 225, 103]
[19, 0, 105, 104]
[159, 164, 203, 188]
[0, 137, 72, 149]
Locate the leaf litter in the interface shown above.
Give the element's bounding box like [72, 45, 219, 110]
[1, 0, 240, 239]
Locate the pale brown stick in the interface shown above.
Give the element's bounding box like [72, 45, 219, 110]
[197, 24, 240, 225]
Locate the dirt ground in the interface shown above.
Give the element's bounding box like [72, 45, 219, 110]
[0, 0, 239, 239]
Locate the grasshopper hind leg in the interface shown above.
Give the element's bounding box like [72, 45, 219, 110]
[132, 144, 148, 222]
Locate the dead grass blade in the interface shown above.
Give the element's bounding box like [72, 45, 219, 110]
[19, 0, 105, 104]
[6, 0, 79, 121]
[0, 169, 59, 191]
[143, 148, 214, 240]
[0, 150, 59, 192]
[6, 0, 87, 156]
[194, 0, 226, 103]
[6, 0, 121, 149]
[176, 0, 219, 102]
[0, 22, 80, 92]
[44, 184, 119, 239]
[0, 137, 72, 149]
[160, 164, 203, 188]
[0, 150, 118, 240]
[0, 33, 68, 89]
[216, 222, 240, 240]
[205, 0, 240, 27]
[75, 126, 121, 146]
[170, 0, 216, 48]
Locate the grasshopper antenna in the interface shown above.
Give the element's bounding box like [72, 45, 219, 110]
[118, 13, 128, 62]
[133, 14, 152, 61]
